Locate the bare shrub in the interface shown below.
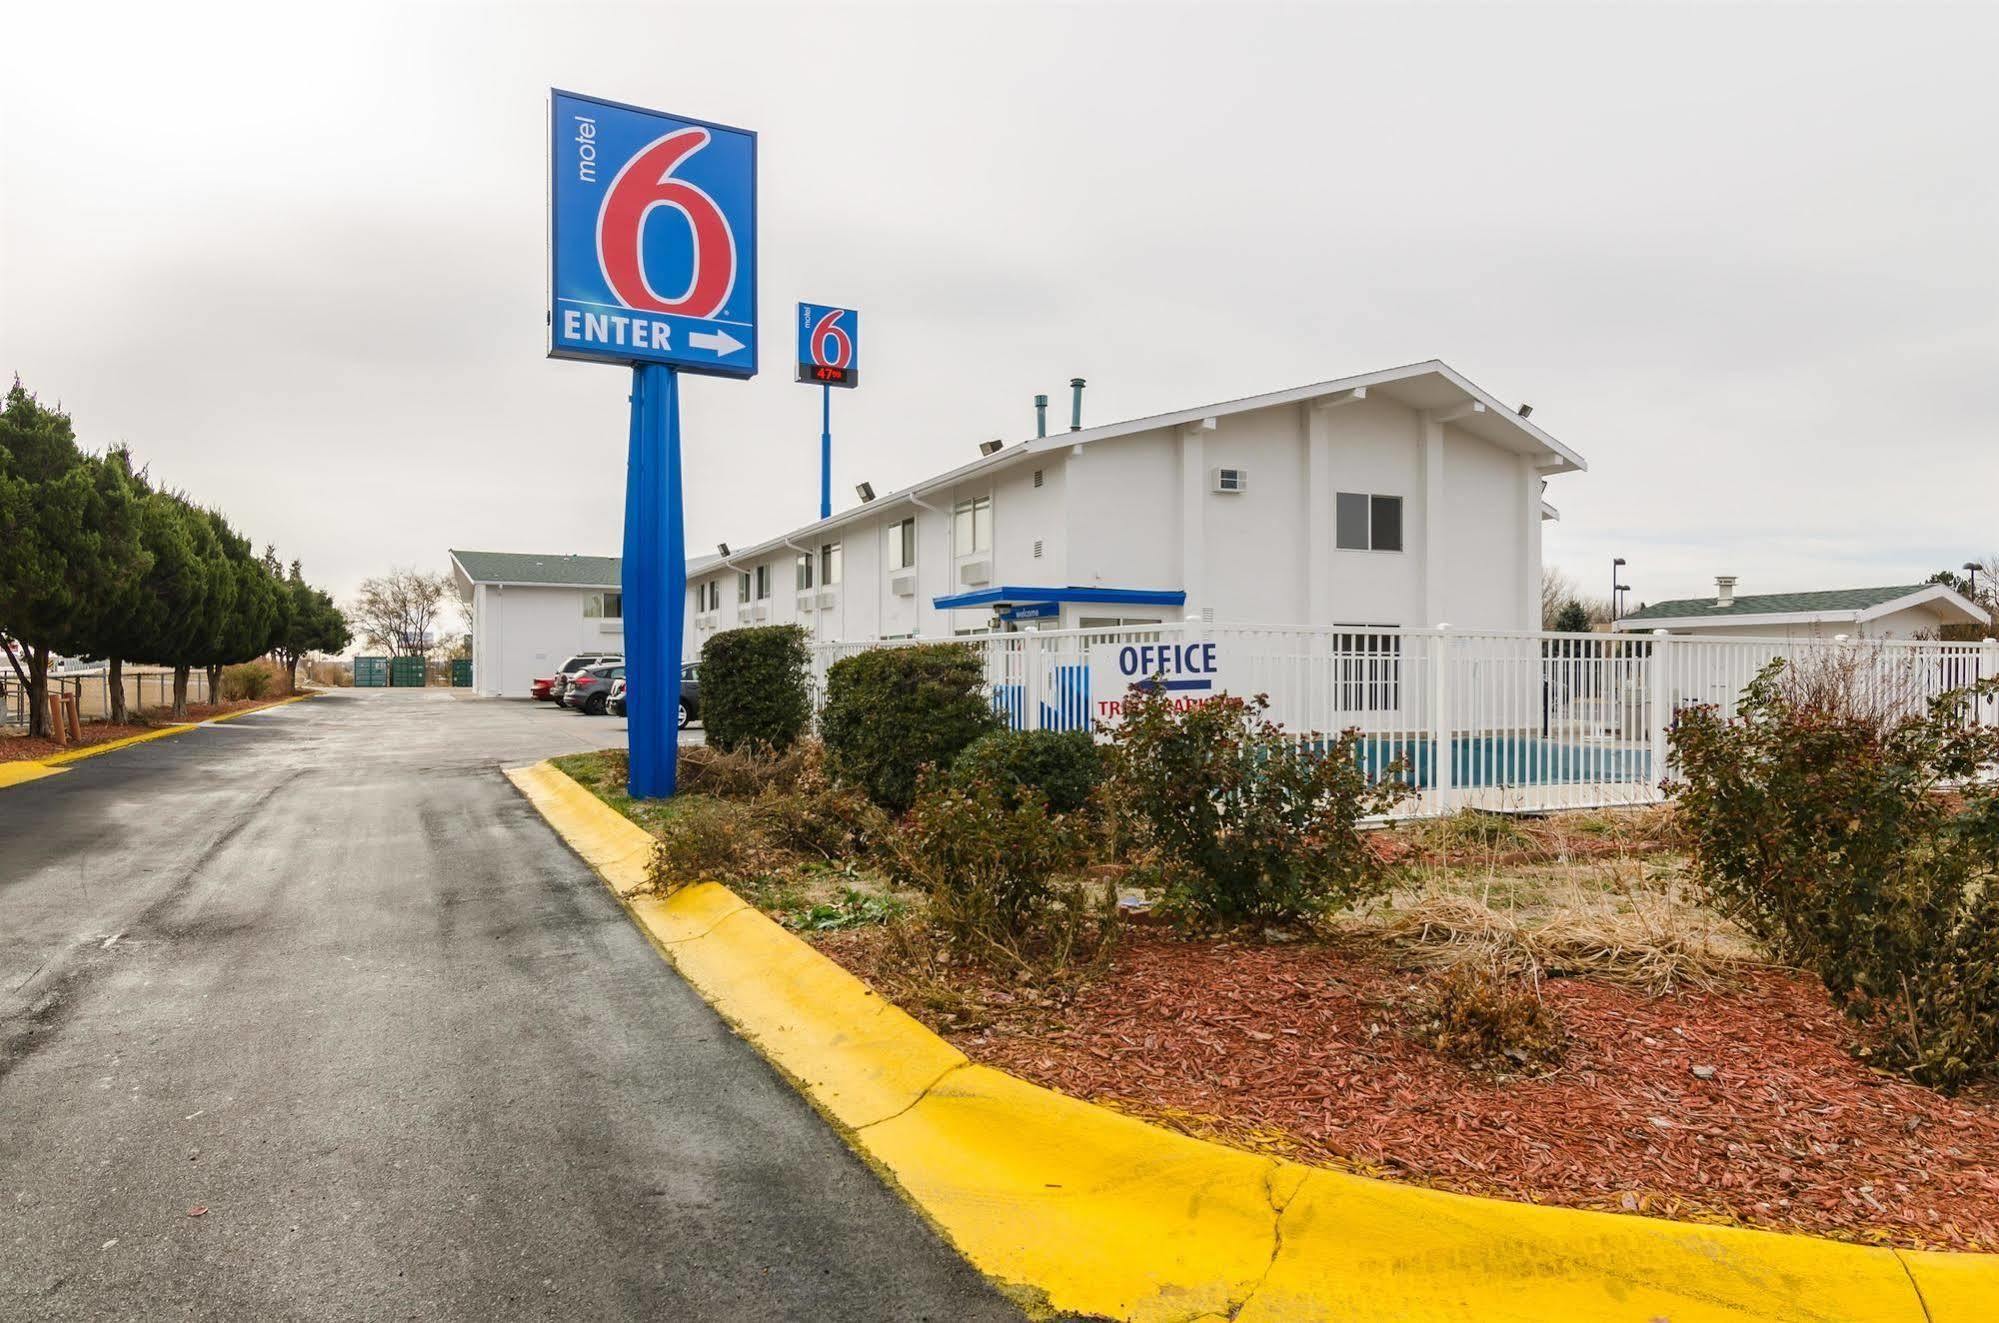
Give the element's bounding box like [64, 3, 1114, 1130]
[1416, 963, 1566, 1073]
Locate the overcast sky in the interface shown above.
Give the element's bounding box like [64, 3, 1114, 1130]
[4, 0, 1995, 620]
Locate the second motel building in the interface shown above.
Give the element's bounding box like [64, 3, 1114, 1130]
[685, 360, 1585, 647]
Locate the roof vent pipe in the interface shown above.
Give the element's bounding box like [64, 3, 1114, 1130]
[1517, 402, 1534, 418]
[1069, 378, 1086, 432]
[1034, 394, 1048, 439]
[1715, 575, 1737, 608]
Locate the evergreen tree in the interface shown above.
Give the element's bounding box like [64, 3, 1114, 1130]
[0, 383, 146, 737]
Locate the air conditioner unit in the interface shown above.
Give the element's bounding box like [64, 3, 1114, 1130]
[958, 559, 992, 586]
[750, 604, 770, 621]
[890, 569, 917, 597]
[796, 592, 817, 613]
[817, 589, 838, 609]
[1211, 467, 1248, 493]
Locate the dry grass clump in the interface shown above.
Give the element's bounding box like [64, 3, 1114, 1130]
[1369, 859, 1755, 994]
[1399, 806, 1683, 869]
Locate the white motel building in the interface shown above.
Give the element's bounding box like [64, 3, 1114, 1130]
[688, 360, 1580, 640]
[454, 360, 1584, 697]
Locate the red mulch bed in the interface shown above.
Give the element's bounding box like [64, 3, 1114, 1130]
[0, 698, 292, 762]
[820, 928, 1999, 1251]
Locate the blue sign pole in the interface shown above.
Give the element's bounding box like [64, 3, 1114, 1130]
[819, 383, 832, 520]
[549, 90, 756, 801]
[623, 363, 686, 798]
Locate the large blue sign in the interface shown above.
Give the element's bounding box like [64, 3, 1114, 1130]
[548, 90, 757, 378]
[796, 302, 859, 388]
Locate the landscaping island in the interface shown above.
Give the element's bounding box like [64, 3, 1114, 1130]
[553, 626, 1999, 1254]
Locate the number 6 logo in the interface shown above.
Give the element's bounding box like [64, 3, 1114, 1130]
[596, 127, 737, 318]
[810, 309, 853, 369]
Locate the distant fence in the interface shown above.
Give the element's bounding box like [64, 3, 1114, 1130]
[808, 624, 1998, 819]
[1, 667, 215, 728]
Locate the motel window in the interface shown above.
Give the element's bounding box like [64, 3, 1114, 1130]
[697, 581, 720, 612]
[737, 572, 751, 604]
[1332, 629, 1401, 712]
[888, 517, 916, 570]
[820, 541, 843, 587]
[754, 565, 770, 600]
[796, 552, 815, 591]
[583, 591, 622, 619]
[954, 496, 992, 555]
[1078, 617, 1162, 630]
[1335, 492, 1403, 552]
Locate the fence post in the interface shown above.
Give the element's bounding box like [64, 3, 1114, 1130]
[1431, 625, 1452, 812]
[1982, 640, 1999, 726]
[1648, 630, 1672, 796]
[1021, 634, 1044, 732]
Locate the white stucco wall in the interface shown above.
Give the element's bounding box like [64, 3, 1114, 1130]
[472, 584, 623, 698]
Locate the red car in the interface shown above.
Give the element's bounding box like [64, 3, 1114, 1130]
[530, 676, 556, 702]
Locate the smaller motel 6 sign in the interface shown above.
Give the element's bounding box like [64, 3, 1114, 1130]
[547, 90, 757, 377]
[1088, 640, 1235, 724]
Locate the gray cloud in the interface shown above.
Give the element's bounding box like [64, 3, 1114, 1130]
[4, 0, 1994, 616]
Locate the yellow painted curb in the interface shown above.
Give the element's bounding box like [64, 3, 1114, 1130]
[510, 758, 1999, 1322]
[0, 761, 67, 789]
[1, 693, 319, 789]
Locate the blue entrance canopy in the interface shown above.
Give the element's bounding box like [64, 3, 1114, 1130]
[931, 585, 1187, 611]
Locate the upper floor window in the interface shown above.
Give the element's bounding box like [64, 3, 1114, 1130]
[737, 572, 751, 604]
[954, 496, 992, 555]
[795, 552, 815, 591]
[696, 581, 720, 612]
[888, 517, 916, 570]
[584, 591, 623, 619]
[754, 564, 771, 600]
[820, 541, 843, 587]
[1335, 492, 1403, 552]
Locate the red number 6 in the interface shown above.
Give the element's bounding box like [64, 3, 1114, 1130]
[596, 128, 736, 318]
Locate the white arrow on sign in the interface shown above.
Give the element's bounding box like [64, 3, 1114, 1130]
[688, 328, 745, 356]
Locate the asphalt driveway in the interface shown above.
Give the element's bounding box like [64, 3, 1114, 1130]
[0, 690, 1019, 1320]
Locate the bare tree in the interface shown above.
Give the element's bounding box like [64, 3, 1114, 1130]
[1541, 567, 1616, 629]
[347, 568, 452, 660]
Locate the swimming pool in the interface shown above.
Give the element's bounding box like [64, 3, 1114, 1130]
[1345, 734, 1652, 789]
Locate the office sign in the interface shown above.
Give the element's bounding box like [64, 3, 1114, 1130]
[1089, 639, 1235, 724]
[796, 302, 859, 387]
[548, 89, 757, 377]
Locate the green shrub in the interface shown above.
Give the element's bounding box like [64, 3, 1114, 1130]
[219, 661, 276, 701]
[952, 729, 1101, 813]
[1104, 690, 1412, 927]
[821, 643, 1000, 812]
[1417, 964, 1566, 1072]
[1670, 658, 1999, 1092]
[700, 625, 811, 753]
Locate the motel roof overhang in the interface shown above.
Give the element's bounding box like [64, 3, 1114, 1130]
[694, 360, 1585, 581]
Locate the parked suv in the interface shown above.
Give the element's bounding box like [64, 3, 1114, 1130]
[550, 653, 621, 705]
[564, 662, 625, 715]
[599, 665, 698, 727]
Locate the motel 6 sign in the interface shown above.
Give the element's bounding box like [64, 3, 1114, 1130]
[547, 89, 758, 377]
[796, 303, 859, 387]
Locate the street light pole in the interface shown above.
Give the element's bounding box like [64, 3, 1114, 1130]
[1612, 557, 1628, 621]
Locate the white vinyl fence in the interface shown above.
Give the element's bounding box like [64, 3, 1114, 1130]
[808, 624, 1998, 819]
